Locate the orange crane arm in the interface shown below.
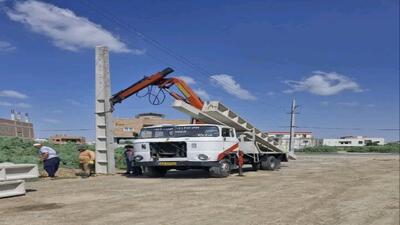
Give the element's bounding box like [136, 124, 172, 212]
[110, 67, 204, 110]
[157, 77, 204, 110]
[110, 67, 174, 106]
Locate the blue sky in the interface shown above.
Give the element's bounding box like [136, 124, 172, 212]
[0, 0, 399, 141]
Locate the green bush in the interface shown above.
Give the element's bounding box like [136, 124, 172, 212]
[0, 137, 127, 170]
[115, 147, 126, 169]
[0, 137, 39, 164]
[302, 143, 400, 153]
[301, 146, 339, 153]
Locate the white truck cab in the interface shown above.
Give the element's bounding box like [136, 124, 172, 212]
[133, 124, 240, 177]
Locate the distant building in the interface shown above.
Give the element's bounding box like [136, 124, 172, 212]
[266, 131, 317, 151]
[113, 113, 189, 144]
[49, 135, 86, 144]
[322, 136, 384, 147]
[0, 110, 34, 139]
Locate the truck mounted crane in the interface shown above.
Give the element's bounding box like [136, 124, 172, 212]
[109, 68, 294, 178]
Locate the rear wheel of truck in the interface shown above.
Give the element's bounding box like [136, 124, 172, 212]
[209, 160, 231, 178]
[251, 162, 259, 171]
[275, 158, 281, 170]
[260, 156, 277, 171]
[143, 167, 168, 177]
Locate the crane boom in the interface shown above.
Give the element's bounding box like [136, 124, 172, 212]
[110, 67, 174, 106]
[110, 67, 204, 111]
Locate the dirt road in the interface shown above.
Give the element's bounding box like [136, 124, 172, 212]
[0, 154, 399, 225]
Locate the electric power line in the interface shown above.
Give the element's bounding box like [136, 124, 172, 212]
[77, 0, 241, 91]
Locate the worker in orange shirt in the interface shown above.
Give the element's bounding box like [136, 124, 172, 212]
[77, 145, 95, 178]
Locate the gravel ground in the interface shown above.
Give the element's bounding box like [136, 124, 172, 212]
[0, 153, 399, 225]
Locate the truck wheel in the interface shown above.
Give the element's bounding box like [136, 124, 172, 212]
[275, 158, 281, 170]
[260, 156, 277, 171]
[251, 162, 259, 171]
[143, 167, 168, 177]
[209, 160, 231, 178]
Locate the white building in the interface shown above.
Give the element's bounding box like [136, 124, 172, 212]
[266, 131, 317, 151]
[322, 136, 384, 147]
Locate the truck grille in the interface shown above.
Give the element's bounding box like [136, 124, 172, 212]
[150, 142, 187, 158]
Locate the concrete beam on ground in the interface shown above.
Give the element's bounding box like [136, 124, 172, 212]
[0, 180, 25, 198]
[0, 167, 5, 181]
[0, 164, 39, 181]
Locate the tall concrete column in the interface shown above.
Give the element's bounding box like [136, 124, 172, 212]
[95, 46, 115, 174]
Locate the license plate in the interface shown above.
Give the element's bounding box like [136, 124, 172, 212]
[159, 162, 177, 166]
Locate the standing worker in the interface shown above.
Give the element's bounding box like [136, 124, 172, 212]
[77, 145, 95, 178]
[33, 143, 60, 178]
[124, 144, 142, 176]
[123, 145, 134, 175]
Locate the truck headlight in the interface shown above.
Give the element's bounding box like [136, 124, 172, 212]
[198, 154, 208, 160]
[134, 155, 143, 162]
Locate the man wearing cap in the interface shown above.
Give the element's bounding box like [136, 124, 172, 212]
[33, 143, 60, 178]
[77, 145, 95, 178]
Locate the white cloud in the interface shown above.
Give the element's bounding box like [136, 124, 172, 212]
[321, 101, 329, 106]
[0, 101, 12, 107]
[43, 118, 62, 124]
[66, 99, 83, 106]
[210, 74, 256, 100]
[194, 88, 210, 100]
[0, 41, 16, 52]
[6, 0, 140, 53]
[0, 90, 28, 99]
[284, 71, 362, 96]
[266, 91, 275, 96]
[176, 76, 196, 85]
[337, 102, 377, 108]
[338, 102, 359, 107]
[0, 101, 31, 108]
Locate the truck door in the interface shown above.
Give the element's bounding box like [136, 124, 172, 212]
[222, 127, 239, 154]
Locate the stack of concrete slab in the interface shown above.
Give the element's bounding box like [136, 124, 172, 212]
[0, 163, 39, 198]
[173, 100, 296, 159]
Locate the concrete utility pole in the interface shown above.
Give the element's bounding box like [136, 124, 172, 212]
[95, 46, 115, 174]
[288, 99, 298, 153]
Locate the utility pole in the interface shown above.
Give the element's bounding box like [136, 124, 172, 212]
[288, 99, 298, 153]
[95, 46, 115, 174]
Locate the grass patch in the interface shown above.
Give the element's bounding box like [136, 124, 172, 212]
[302, 143, 400, 153]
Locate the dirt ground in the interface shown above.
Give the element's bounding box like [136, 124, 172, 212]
[0, 154, 399, 225]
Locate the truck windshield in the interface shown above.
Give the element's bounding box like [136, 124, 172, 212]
[138, 126, 220, 138]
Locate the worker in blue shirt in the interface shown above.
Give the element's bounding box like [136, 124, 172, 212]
[34, 143, 60, 178]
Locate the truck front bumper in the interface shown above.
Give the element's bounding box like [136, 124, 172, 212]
[135, 160, 219, 167]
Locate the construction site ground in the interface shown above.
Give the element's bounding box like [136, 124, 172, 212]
[0, 153, 399, 225]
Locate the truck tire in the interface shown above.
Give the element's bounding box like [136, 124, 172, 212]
[209, 160, 231, 178]
[275, 158, 281, 170]
[260, 156, 277, 171]
[143, 167, 168, 177]
[251, 162, 259, 171]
